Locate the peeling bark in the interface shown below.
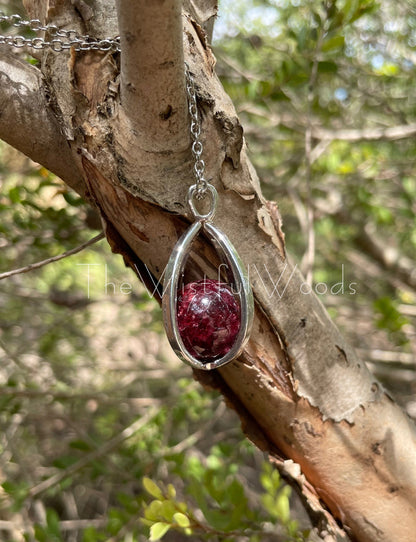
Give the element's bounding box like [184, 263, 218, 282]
[2, 1, 416, 541]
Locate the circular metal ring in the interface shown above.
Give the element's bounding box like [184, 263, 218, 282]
[11, 14, 22, 26]
[32, 37, 45, 49]
[192, 141, 203, 155]
[188, 183, 218, 221]
[51, 39, 63, 51]
[12, 36, 26, 47]
[29, 19, 42, 31]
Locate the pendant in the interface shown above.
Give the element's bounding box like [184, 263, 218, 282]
[162, 184, 254, 370]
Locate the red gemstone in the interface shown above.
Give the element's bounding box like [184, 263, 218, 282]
[177, 279, 241, 363]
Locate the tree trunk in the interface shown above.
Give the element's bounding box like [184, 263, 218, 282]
[2, 1, 416, 540]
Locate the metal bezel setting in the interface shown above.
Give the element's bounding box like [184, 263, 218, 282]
[162, 184, 254, 370]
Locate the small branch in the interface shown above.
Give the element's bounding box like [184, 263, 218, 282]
[155, 402, 226, 457]
[334, 207, 416, 293]
[235, 101, 416, 144]
[355, 224, 416, 291]
[357, 348, 415, 366]
[0, 338, 27, 371]
[60, 519, 108, 531]
[0, 51, 85, 194]
[115, 0, 189, 152]
[0, 519, 107, 532]
[313, 123, 416, 142]
[301, 20, 327, 284]
[0, 233, 105, 281]
[0, 387, 162, 403]
[286, 140, 330, 240]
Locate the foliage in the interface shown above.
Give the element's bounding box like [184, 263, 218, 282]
[215, 0, 416, 395]
[0, 145, 307, 540]
[1, 0, 416, 540]
[140, 460, 306, 541]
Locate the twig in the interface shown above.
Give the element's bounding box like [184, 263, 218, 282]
[356, 348, 415, 366]
[286, 139, 331, 248]
[60, 519, 108, 531]
[0, 519, 107, 532]
[0, 233, 105, 281]
[302, 17, 328, 285]
[154, 401, 226, 457]
[237, 103, 416, 143]
[313, 123, 416, 142]
[354, 224, 416, 291]
[0, 387, 162, 405]
[0, 338, 28, 371]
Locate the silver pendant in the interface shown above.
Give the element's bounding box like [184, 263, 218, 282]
[162, 184, 254, 370]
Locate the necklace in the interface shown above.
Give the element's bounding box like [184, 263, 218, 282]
[0, 13, 120, 52]
[0, 13, 254, 371]
[163, 66, 254, 370]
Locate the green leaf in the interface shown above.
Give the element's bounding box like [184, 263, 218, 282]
[81, 526, 104, 542]
[167, 483, 176, 499]
[160, 499, 176, 522]
[46, 508, 61, 536]
[204, 509, 234, 531]
[373, 297, 409, 334]
[322, 35, 345, 52]
[227, 479, 245, 505]
[69, 439, 92, 451]
[144, 500, 163, 521]
[8, 186, 22, 204]
[143, 477, 164, 499]
[275, 489, 291, 524]
[318, 61, 338, 73]
[261, 493, 276, 516]
[177, 501, 188, 513]
[149, 522, 170, 541]
[1, 480, 29, 511]
[173, 512, 190, 528]
[62, 191, 84, 207]
[342, 0, 359, 23]
[52, 455, 78, 469]
[206, 454, 222, 470]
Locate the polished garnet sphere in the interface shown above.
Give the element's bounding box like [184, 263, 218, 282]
[177, 279, 241, 363]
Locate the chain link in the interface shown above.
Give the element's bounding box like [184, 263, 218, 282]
[185, 63, 207, 199]
[0, 14, 207, 198]
[0, 12, 120, 52]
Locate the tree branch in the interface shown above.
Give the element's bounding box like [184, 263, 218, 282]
[6, 2, 416, 539]
[356, 223, 416, 291]
[0, 51, 85, 195]
[0, 233, 105, 281]
[233, 100, 416, 143]
[313, 123, 416, 142]
[115, 0, 189, 152]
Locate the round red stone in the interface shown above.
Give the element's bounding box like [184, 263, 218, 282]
[177, 279, 241, 363]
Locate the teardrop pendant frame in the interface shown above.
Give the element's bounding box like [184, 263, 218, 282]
[162, 184, 254, 370]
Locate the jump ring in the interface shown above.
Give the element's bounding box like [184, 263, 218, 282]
[188, 183, 217, 221]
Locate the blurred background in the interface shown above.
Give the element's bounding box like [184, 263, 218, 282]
[0, 0, 416, 540]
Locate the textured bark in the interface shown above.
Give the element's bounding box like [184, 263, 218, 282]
[115, 0, 188, 153]
[2, 1, 416, 540]
[0, 51, 84, 194]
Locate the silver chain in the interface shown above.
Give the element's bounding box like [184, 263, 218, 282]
[185, 64, 207, 199]
[0, 12, 120, 52]
[0, 13, 208, 198]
